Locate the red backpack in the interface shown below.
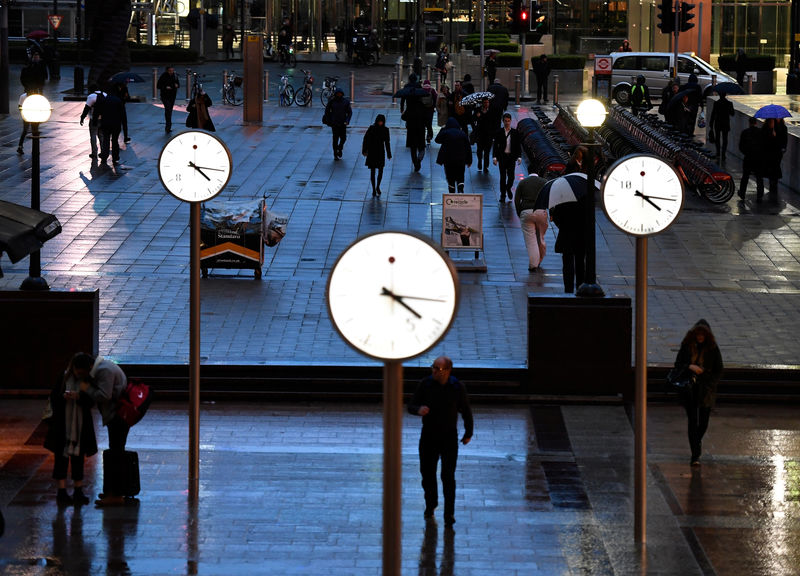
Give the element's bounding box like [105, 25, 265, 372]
[116, 379, 153, 427]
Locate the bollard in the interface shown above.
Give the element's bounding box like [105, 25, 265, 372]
[747, 74, 753, 95]
[391, 71, 398, 106]
[185, 68, 192, 101]
[264, 70, 269, 102]
[426, 64, 431, 82]
[553, 74, 559, 106]
[515, 74, 521, 107]
[350, 71, 355, 104]
[152, 67, 158, 101]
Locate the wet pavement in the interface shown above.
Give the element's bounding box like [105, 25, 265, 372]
[2, 399, 800, 575]
[1, 61, 800, 370]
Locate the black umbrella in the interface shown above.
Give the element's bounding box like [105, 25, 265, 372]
[711, 81, 744, 96]
[110, 71, 146, 84]
[393, 85, 428, 98]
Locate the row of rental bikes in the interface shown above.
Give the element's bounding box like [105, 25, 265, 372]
[278, 70, 340, 107]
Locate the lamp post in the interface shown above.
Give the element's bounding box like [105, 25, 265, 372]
[19, 94, 52, 291]
[575, 98, 607, 298]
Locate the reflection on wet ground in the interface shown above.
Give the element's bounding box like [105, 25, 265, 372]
[1, 400, 800, 575]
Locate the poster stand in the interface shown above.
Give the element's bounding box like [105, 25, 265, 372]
[441, 193, 487, 272]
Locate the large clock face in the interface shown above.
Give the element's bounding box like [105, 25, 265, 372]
[601, 154, 684, 237]
[158, 130, 232, 203]
[327, 231, 460, 361]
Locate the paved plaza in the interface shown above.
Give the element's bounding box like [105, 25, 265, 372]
[1, 61, 800, 370]
[2, 399, 800, 575]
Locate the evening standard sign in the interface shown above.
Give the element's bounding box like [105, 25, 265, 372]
[442, 193, 483, 250]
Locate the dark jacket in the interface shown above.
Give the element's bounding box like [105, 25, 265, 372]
[461, 79, 474, 95]
[673, 320, 723, 408]
[630, 83, 652, 108]
[484, 56, 496, 80]
[20, 61, 47, 93]
[97, 92, 125, 131]
[762, 124, 783, 180]
[44, 375, 98, 458]
[487, 82, 509, 115]
[402, 83, 427, 149]
[408, 375, 473, 439]
[514, 175, 547, 216]
[435, 117, 472, 166]
[708, 97, 734, 132]
[473, 105, 496, 146]
[186, 92, 215, 131]
[532, 57, 551, 80]
[325, 94, 352, 127]
[157, 71, 180, 102]
[739, 125, 763, 170]
[362, 121, 391, 168]
[492, 126, 522, 160]
[551, 200, 585, 254]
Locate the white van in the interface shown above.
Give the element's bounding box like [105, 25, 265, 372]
[608, 52, 736, 105]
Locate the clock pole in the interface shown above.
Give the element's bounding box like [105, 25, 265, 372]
[634, 236, 647, 543]
[189, 202, 201, 502]
[383, 360, 403, 575]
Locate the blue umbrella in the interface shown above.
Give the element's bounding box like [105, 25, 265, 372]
[754, 104, 791, 119]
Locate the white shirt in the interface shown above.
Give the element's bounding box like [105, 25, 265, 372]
[503, 129, 512, 154]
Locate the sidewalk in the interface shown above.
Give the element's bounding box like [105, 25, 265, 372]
[1, 64, 799, 370]
[1, 399, 799, 575]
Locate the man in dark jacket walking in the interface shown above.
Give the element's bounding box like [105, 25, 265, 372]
[708, 93, 734, 162]
[324, 88, 352, 160]
[487, 79, 509, 127]
[436, 117, 472, 193]
[401, 74, 427, 171]
[533, 54, 551, 104]
[492, 113, 522, 202]
[157, 65, 179, 133]
[79, 84, 107, 160]
[96, 86, 125, 166]
[20, 52, 47, 94]
[408, 356, 473, 526]
[738, 116, 763, 201]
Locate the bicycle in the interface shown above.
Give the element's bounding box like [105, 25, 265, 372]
[278, 74, 295, 106]
[294, 69, 314, 107]
[320, 76, 338, 106]
[222, 72, 243, 105]
[278, 43, 297, 68]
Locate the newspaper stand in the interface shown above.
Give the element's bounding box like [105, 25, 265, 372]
[200, 199, 286, 279]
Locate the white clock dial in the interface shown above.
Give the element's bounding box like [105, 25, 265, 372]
[601, 154, 684, 237]
[327, 231, 460, 361]
[158, 130, 232, 203]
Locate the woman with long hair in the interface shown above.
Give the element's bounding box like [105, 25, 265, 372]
[672, 319, 723, 466]
[362, 114, 392, 197]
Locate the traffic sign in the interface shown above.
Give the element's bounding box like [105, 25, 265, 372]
[48, 15, 63, 30]
[595, 56, 612, 75]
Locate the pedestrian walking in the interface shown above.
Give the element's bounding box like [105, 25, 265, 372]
[436, 117, 472, 193]
[484, 52, 497, 85]
[97, 86, 125, 166]
[71, 353, 130, 506]
[658, 78, 679, 117]
[533, 54, 551, 104]
[324, 87, 352, 160]
[682, 73, 703, 136]
[629, 75, 652, 116]
[20, 52, 47, 94]
[708, 93, 734, 162]
[44, 354, 99, 506]
[671, 319, 723, 466]
[362, 114, 392, 197]
[735, 48, 747, 87]
[114, 82, 132, 144]
[157, 65, 179, 133]
[492, 113, 521, 202]
[461, 73, 475, 95]
[400, 74, 427, 171]
[762, 118, 784, 201]
[222, 24, 236, 60]
[473, 99, 494, 173]
[186, 87, 215, 131]
[408, 356, 473, 527]
[436, 46, 450, 84]
[421, 79, 437, 143]
[79, 84, 107, 160]
[487, 79, 509, 127]
[449, 81, 470, 137]
[551, 200, 586, 293]
[514, 174, 549, 271]
[564, 145, 588, 175]
[436, 84, 450, 128]
[738, 116, 764, 201]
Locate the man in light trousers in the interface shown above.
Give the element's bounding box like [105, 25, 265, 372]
[514, 174, 549, 272]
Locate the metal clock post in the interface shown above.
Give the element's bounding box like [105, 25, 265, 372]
[158, 130, 233, 502]
[601, 154, 684, 544]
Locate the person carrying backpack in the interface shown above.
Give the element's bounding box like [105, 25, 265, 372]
[79, 84, 107, 161]
[421, 79, 437, 143]
[630, 75, 652, 116]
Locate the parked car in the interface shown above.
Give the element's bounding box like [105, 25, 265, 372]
[608, 51, 736, 105]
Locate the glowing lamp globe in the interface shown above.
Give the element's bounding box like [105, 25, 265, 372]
[576, 98, 606, 128]
[21, 94, 52, 124]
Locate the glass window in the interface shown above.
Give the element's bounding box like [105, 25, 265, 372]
[613, 56, 638, 70]
[678, 57, 699, 74]
[642, 56, 669, 72]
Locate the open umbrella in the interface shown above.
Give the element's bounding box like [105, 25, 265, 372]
[393, 85, 428, 98]
[485, 49, 501, 55]
[110, 72, 146, 84]
[25, 29, 50, 40]
[754, 104, 792, 119]
[533, 173, 601, 210]
[460, 91, 495, 107]
[711, 81, 744, 96]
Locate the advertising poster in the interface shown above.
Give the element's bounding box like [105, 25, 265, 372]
[441, 194, 483, 250]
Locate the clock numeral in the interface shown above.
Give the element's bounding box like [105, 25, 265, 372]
[405, 317, 416, 332]
[174, 173, 181, 181]
[622, 180, 632, 189]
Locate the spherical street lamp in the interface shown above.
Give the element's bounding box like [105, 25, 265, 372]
[19, 94, 52, 291]
[575, 98, 606, 298]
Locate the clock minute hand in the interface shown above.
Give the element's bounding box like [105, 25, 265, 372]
[634, 190, 661, 211]
[189, 165, 226, 171]
[385, 293, 446, 302]
[381, 287, 422, 319]
[188, 161, 211, 181]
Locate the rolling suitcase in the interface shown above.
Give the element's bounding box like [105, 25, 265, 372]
[103, 449, 140, 497]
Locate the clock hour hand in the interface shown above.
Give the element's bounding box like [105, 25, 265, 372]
[381, 287, 422, 319]
[188, 161, 211, 181]
[634, 190, 661, 211]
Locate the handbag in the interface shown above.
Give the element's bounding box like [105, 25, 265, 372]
[666, 367, 695, 390]
[697, 110, 706, 129]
